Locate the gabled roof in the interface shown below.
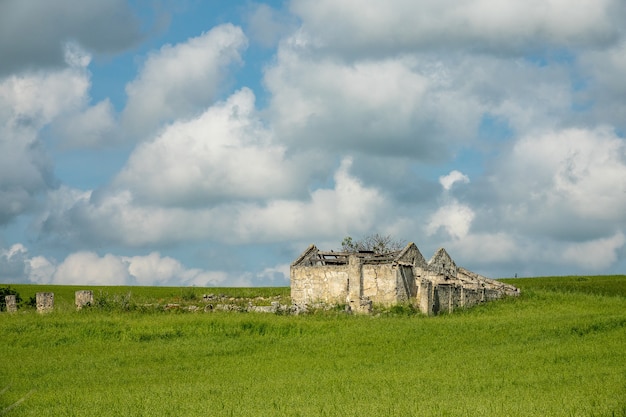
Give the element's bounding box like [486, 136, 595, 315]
[396, 242, 427, 268]
[292, 242, 428, 267]
[427, 247, 458, 276]
[291, 244, 319, 267]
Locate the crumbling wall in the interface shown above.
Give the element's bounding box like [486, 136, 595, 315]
[290, 265, 349, 305]
[291, 243, 519, 315]
[361, 264, 397, 305]
[397, 265, 417, 302]
[463, 288, 483, 307]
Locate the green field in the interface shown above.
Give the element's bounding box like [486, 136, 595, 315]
[1, 276, 625, 416]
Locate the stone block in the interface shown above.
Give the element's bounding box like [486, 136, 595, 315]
[5, 295, 17, 313]
[75, 290, 94, 310]
[36, 292, 54, 313]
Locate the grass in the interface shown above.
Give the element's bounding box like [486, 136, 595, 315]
[1, 276, 625, 416]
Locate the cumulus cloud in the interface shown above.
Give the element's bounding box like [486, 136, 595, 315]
[53, 252, 131, 285]
[244, 3, 296, 47]
[0, 0, 143, 77]
[116, 88, 305, 206]
[265, 48, 484, 158]
[4, 1, 626, 284]
[0, 244, 30, 281]
[289, 0, 624, 56]
[122, 24, 248, 139]
[562, 232, 626, 270]
[52, 99, 117, 148]
[0, 244, 231, 286]
[425, 126, 626, 275]
[440, 170, 470, 191]
[0, 42, 122, 222]
[485, 127, 626, 240]
[39, 156, 385, 248]
[427, 202, 475, 240]
[232, 157, 387, 242]
[579, 40, 626, 131]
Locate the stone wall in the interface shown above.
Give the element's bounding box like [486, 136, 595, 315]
[362, 264, 397, 304]
[290, 265, 349, 305]
[291, 243, 520, 315]
[291, 253, 420, 313]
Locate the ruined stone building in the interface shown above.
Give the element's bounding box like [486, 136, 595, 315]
[290, 243, 519, 314]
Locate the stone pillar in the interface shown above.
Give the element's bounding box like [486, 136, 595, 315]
[36, 292, 54, 314]
[5, 295, 17, 313]
[418, 280, 433, 315]
[75, 290, 94, 310]
[347, 255, 363, 312]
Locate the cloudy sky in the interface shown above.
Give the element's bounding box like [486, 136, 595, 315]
[1, 0, 626, 287]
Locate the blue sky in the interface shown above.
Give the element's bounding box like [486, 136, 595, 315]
[1, 0, 626, 287]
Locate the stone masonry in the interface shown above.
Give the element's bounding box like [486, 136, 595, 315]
[290, 243, 519, 314]
[5, 295, 17, 313]
[36, 292, 54, 314]
[75, 290, 94, 310]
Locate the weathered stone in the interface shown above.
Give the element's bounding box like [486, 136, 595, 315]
[36, 292, 54, 313]
[5, 295, 17, 313]
[75, 290, 93, 310]
[291, 243, 520, 315]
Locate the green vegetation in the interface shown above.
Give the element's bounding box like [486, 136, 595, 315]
[1, 276, 625, 416]
[3, 284, 291, 312]
[0, 286, 21, 311]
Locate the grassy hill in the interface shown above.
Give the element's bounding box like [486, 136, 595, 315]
[1, 276, 625, 416]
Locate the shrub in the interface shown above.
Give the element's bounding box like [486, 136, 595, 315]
[0, 286, 22, 311]
[94, 291, 135, 312]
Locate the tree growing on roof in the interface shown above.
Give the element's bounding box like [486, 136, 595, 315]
[340, 233, 406, 254]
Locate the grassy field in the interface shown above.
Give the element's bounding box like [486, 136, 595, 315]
[1, 276, 625, 416]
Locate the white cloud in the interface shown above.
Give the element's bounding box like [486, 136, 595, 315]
[232, 157, 386, 242]
[426, 127, 626, 274]
[290, 0, 623, 55]
[122, 252, 227, 287]
[245, 3, 296, 47]
[0, 42, 118, 221]
[579, 40, 626, 131]
[265, 48, 482, 158]
[115, 88, 304, 206]
[0, 244, 231, 287]
[490, 127, 626, 232]
[0, 60, 90, 223]
[53, 252, 131, 285]
[28, 256, 56, 284]
[39, 157, 386, 247]
[562, 232, 626, 270]
[257, 263, 290, 284]
[446, 232, 520, 264]
[0, 244, 30, 281]
[426, 202, 475, 240]
[0, 62, 88, 127]
[53, 99, 117, 148]
[122, 24, 248, 139]
[4, 1, 626, 285]
[439, 170, 469, 191]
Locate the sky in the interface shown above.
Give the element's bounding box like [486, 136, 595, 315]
[1, 0, 626, 287]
